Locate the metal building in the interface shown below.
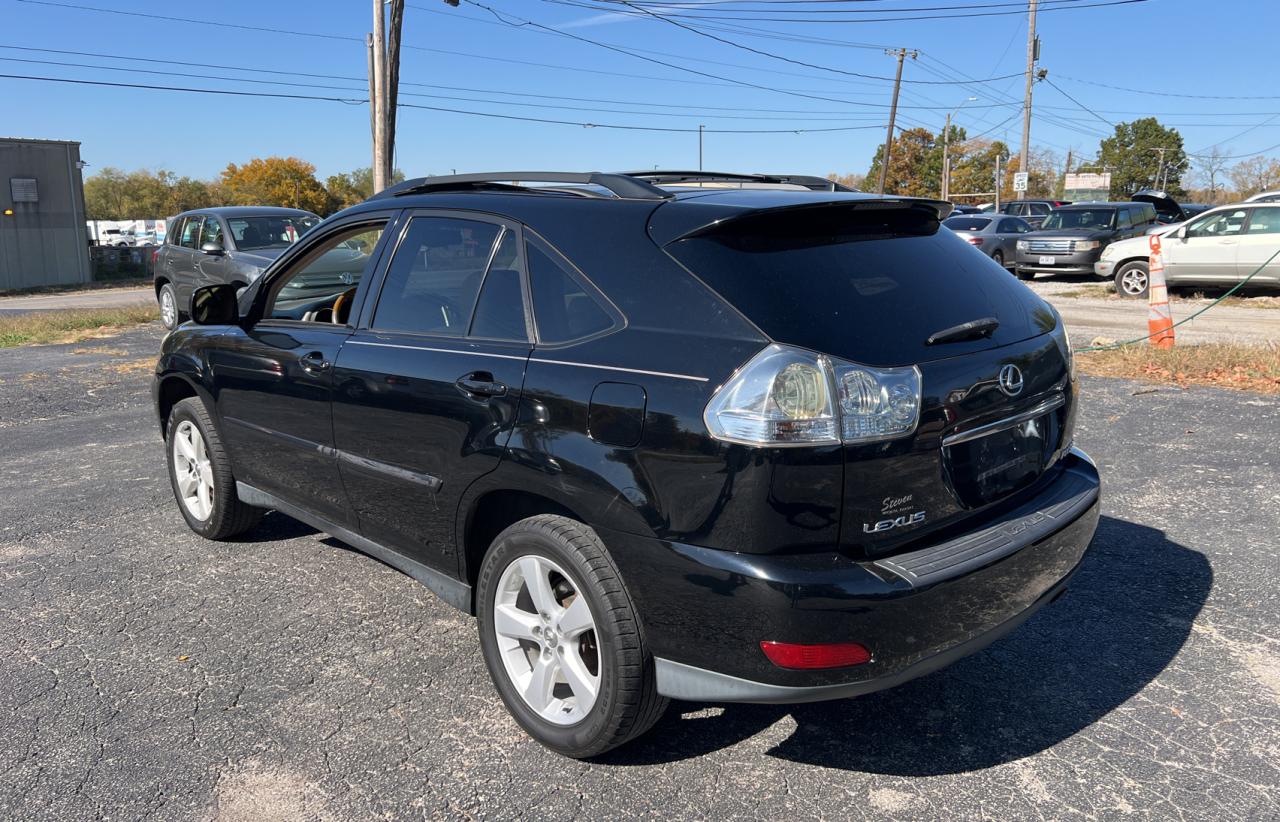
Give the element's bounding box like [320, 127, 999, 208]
[0, 137, 91, 290]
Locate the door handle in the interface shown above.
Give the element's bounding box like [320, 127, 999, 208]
[456, 372, 507, 398]
[1220, 239, 1237, 245]
[300, 351, 331, 373]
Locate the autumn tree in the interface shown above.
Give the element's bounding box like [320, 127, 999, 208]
[1096, 118, 1188, 198]
[865, 127, 942, 196]
[221, 157, 331, 214]
[999, 148, 1060, 201]
[946, 139, 1010, 201]
[826, 171, 866, 191]
[1227, 156, 1280, 198]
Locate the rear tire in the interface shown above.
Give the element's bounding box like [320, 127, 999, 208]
[166, 397, 264, 540]
[476, 515, 668, 758]
[1114, 261, 1150, 298]
[992, 250, 1005, 268]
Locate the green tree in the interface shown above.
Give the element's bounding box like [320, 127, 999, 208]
[1096, 118, 1188, 198]
[865, 127, 941, 196]
[947, 139, 1010, 201]
[84, 168, 225, 219]
[325, 167, 406, 212]
[221, 157, 331, 214]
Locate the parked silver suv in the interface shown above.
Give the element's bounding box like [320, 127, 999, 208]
[154, 207, 319, 329]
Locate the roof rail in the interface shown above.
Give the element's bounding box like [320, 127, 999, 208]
[371, 171, 672, 201]
[621, 170, 856, 192]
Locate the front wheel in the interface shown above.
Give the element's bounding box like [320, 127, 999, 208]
[166, 397, 263, 539]
[1114, 261, 1150, 298]
[476, 515, 668, 758]
[1015, 267, 1036, 281]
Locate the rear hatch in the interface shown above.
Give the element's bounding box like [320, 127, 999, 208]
[661, 197, 1074, 558]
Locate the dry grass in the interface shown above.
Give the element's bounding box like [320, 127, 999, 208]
[0, 305, 159, 348]
[1055, 284, 1114, 300]
[1076, 342, 1280, 394]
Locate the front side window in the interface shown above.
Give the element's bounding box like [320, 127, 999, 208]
[1187, 209, 1248, 239]
[1041, 209, 1116, 231]
[527, 238, 614, 344]
[372, 217, 503, 335]
[468, 231, 528, 341]
[229, 215, 319, 251]
[265, 223, 386, 323]
[179, 217, 203, 249]
[199, 217, 224, 247]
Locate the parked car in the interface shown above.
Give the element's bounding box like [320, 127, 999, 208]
[948, 204, 985, 215]
[154, 207, 320, 330]
[153, 171, 1100, 757]
[994, 199, 1071, 230]
[1096, 202, 1280, 297]
[942, 213, 1032, 268]
[99, 228, 136, 247]
[1245, 190, 1280, 203]
[1014, 201, 1159, 281]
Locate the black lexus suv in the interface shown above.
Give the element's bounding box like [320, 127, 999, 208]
[153, 171, 1101, 757]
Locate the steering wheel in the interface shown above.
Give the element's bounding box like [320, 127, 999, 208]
[331, 287, 358, 325]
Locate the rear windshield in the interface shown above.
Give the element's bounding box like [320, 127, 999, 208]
[665, 203, 1050, 366]
[943, 216, 991, 231]
[1041, 209, 1116, 230]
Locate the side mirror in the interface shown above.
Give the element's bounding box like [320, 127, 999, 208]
[190, 284, 240, 325]
[1176, 225, 1189, 241]
[200, 241, 225, 256]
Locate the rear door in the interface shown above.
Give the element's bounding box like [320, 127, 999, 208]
[1236, 207, 1280, 285]
[331, 212, 532, 574]
[171, 216, 204, 309]
[1165, 208, 1248, 283]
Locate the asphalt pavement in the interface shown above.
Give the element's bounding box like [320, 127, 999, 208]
[0, 287, 152, 317]
[1, 324, 1278, 821]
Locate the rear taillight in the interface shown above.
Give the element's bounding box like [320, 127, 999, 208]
[703, 343, 921, 447]
[966, 236, 984, 246]
[151, 248, 160, 265]
[760, 641, 872, 670]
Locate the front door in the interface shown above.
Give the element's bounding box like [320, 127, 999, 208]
[194, 216, 234, 291]
[1165, 207, 1247, 283]
[331, 214, 531, 574]
[212, 217, 394, 527]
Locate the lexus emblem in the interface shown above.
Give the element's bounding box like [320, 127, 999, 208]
[339, 271, 354, 285]
[998, 364, 1025, 397]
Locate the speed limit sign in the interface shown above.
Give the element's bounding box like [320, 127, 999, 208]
[1013, 171, 1029, 192]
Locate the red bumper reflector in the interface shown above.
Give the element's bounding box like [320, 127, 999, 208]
[760, 640, 871, 670]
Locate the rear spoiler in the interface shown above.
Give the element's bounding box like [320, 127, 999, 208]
[659, 197, 954, 244]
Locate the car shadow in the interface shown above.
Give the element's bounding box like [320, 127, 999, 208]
[598, 515, 1211, 773]
[231, 510, 320, 542]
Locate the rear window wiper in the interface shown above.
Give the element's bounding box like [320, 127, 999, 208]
[926, 317, 999, 346]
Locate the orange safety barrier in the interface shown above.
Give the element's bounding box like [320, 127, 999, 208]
[1147, 233, 1175, 349]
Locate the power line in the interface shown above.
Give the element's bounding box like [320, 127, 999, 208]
[0, 71, 887, 134]
[1043, 76, 1115, 130]
[1055, 72, 1280, 101]
[577, 0, 1154, 24]
[14, 0, 361, 42]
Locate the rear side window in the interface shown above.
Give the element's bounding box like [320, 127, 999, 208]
[997, 219, 1022, 233]
[527, 238, 614, 344]
[1246, 208, 1280, 234]
[1116, 209, 1133, 229]
[468, 231, 528, 341]
[373, 217, 502, 336]
[179, 217, 202, 249]
[1029, 203, 1051, 216]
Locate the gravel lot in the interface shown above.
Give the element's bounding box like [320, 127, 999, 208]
[2, 324, 1278, 821]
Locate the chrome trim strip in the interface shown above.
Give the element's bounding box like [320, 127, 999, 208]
[529, 358, 708, 383]
[346, 340, 529, 361]
[337, 450, 443, 492]
[942, 393, 1066, 447]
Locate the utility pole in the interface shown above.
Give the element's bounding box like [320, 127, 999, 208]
[994, 152, 1003, 211]
[941, 97, 976, 200]
[371, 0, 388, 194]
[699, 124, 704, 171]
[877, 48, 917, 195]
[1061, 148, 1072, 198]
[370, 0, 406, 194]
[1153, 147, 1167, 191]
[1019, 0, 1039, 178]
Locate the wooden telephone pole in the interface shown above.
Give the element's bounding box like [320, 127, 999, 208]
[877, 48, 918, 195]
[1019, 0, 1039, 177]
[370, 0, 406, 194]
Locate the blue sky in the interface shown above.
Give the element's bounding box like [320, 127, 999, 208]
[4, 0, 1277, 183]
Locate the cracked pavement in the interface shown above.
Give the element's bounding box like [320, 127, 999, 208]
[1, 323, 1278, 820]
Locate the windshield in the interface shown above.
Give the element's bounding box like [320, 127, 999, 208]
[943, 216, 991, 231]
[1041, 209, 1115, 231]
[228, 215, 320, 251]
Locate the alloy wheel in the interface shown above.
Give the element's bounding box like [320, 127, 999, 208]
[493, 554, 601, 726]
[1120, 267, 1149, 296]
[172, 420, 214, 520]
[160, 288, 177, 328]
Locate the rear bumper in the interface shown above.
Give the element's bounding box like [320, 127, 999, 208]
[606, 448, 1101, 702]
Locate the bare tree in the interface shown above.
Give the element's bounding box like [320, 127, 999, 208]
[1229, 156, 1280, 198]
[1191, 147, 1231, 202]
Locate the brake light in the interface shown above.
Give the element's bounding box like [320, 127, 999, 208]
[966, 236, 984, 246]
[760, 641, 872, 670]
[151, 248, 160, 266]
